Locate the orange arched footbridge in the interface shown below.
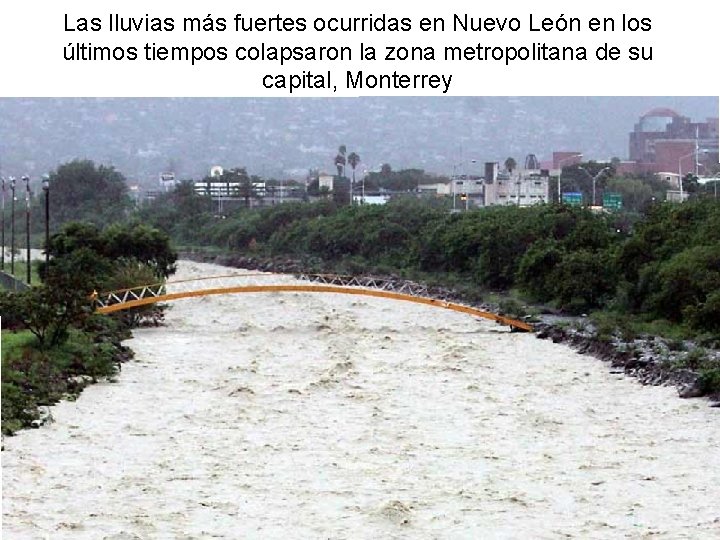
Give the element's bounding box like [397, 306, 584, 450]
[93, 272, 533, 332]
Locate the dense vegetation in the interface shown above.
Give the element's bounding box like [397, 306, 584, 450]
[46, 160, 133, 226]
[1, 220, 176, 435]
[140, 189, 720, 395]
[139, 183, 720, 337]
[0, 160, 134, 250]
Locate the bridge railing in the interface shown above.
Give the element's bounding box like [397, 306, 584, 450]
[95, 272, 429, 308]
[93, 273, 283, 310]
[293, 273, 431, 297]
[93, 272, 533, 332]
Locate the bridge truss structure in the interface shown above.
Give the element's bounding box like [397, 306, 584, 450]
[93, 272, 533, 332]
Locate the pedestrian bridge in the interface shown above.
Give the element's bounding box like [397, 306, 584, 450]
[93, 272, 533, 332]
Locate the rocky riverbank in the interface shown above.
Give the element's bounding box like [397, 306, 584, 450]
[179, 250, 720, 405]
[533, 322, 719, 403]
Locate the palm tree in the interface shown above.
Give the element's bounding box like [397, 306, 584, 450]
[347, 152, 360, 201]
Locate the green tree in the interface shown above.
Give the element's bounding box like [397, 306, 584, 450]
[44, 221, 177, 288]
[101, 223, 177, 279]
[647, 244, 720, 327]
[137, 180, 210, 243]
[1, 285, 91, 348]
[218, 167, 255, 208]
[604, 177, 656, 214]
[516, 239, 564, 300]
[347, 152, 360, 174]
[48, 160, 131, 227]
[364, 167, 438, 192]
[552, 250, 616, 313]
[682, 173, 700, 194]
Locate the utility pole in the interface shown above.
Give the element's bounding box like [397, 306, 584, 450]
[10, 177, 16, 275]
[452, 164, 458, 211]
[43, 175, 50, 267]
[695, 125, 699, 176]
[23, 176, 31, 284]
[361, 170, 366, 204]
[1, 177, 5, 271]
[467, 159, 476, 211]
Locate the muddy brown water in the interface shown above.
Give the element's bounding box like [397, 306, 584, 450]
[2, 261, 718, 539]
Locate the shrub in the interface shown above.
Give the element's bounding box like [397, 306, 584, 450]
[1, 382, 38, 435]
[498, 298, 527, 319]
[699, 368, 720, 395]
[681, 348, 708, 370]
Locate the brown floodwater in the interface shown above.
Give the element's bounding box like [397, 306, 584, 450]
[3, 261, 718, 539]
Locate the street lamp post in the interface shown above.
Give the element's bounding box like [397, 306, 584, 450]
[1, 177, 5, 271]
[451, 163, 459, 211]
[578, 166, 611, 207]
[678, 149, 708, 202]
[42, 175, 50, 267]
[349, 171, 354, 207]
[10, 177, 16, 275]
[466, 159, 477, 211]
[361, 169, 367, 204]
[23, 176, 31, 284]
[557, 154, 583, 203]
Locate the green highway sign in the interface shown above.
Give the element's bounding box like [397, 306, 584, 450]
[562, 192, 583, 206]
[603, 192, 623, 210]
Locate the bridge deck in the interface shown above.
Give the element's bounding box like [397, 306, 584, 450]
[94, 273, 533, 332]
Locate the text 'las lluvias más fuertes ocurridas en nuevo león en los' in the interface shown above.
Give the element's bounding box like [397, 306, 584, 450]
[62, 12, 655, 93]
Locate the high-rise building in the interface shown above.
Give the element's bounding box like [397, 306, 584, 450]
[623, 108, 718, 175]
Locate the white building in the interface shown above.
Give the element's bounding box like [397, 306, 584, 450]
[193, 179, 266, 199]
[452, 177, 484, 196]
[417, 178, 484, 203]
[353, 195, 389, 205]
[159, 172, 177, 192]
[657, 171, 681, 189]
[417, 182, 451, 196]
[318, 173, 335, 192]
[484, 169, 549, 207]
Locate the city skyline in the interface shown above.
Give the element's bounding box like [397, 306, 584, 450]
[0, 97, 716, 184]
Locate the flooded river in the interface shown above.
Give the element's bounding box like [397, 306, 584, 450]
[3, 261, 719, 539]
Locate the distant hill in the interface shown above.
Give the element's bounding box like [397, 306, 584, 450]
[0, 97, 716, 185]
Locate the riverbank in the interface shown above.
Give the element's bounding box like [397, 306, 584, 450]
[1, 318, 134, 436]
[180, 250, 720, 405]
